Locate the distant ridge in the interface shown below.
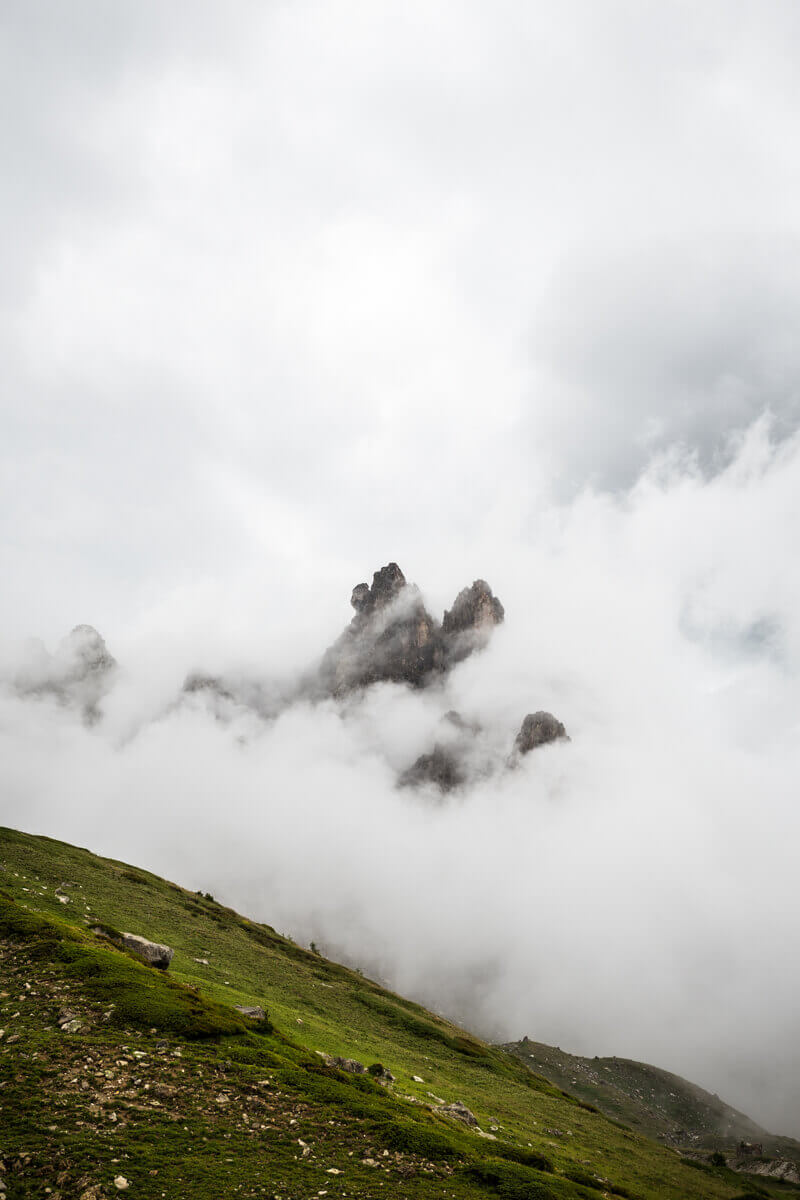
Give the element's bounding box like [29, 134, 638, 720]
[503, 1036, 800, 1176]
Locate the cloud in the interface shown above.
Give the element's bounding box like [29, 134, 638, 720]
[2, 0, 800, 1141]
[4, 420, 800, 1136]
[528, 237, 800, 493]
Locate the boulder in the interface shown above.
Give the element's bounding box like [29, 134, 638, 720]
[514, 711, 569, 755]
[435, 1099, 479, 1127]
[332, 1057, 367, 1074]
[120, 932, 174, 970]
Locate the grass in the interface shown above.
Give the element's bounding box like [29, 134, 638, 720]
[1, 824, 796, 1200]
[503, 1037, 800, 1164]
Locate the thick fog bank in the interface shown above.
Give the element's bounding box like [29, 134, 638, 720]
[3, 421, 800, 1136]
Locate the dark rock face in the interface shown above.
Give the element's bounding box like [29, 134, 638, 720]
[514, 711, 569, 755]
[398, 710, 486, 794]
[399, 744, 466, 793]
[442, 580, 504, 665]
[319, 564, 503, 696]
[351, 562, 406, 616]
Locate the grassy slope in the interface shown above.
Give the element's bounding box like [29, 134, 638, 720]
[502, 1039, 800, 1160]
[0, 826, 790, 1200]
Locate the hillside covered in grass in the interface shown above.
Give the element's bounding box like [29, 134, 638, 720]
[503, 1039, 800, 1161]
[0, 825, 793, 1200]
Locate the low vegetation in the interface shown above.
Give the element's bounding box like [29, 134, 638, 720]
[1, 826, 796, 1200]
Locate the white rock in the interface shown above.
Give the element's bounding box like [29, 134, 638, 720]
[114, 1177, 129, 1190]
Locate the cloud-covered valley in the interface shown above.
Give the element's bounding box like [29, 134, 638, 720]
[2, 0, 800, 1142]
[4, 419, 800, 1135]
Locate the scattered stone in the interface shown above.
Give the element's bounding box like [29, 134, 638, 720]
[514, 711, 569, 756]
[114, 1177, 129, 1190]
[193, 958, 209, 966]
[120, 933, 174, 970]
[412, 1075, 424, 1083]
[332, 1057, 366, 1074]
[733, 1158, 800, 1185]
[56, 1008, 83, 1033]
[435, 1100, 479, 1127]
[234, 1005, 267, 1021]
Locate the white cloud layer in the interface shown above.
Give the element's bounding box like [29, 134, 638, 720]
[2, 0, 800, 1137]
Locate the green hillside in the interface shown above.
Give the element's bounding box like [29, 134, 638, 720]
[0, 825, 791, 1200]
[502, 1038, 800, 1162]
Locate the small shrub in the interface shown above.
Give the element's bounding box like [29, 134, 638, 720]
[367, 1062, 385, 1076]
[462, 1161, 561, 1199]
[492, 1145, 553, 1173]
[120, 869, 148, 885]
[372, 1117, 458, 1160]
[564, 1167, 603, 1190]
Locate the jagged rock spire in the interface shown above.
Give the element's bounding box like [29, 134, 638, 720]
[318, 563, 505, 696]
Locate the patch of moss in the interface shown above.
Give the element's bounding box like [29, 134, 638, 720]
[462, 1160, 588, 1199]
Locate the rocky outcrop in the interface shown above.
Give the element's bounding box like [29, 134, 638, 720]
[318, 564, 503, 696]
[442, 581, 504, 666]
[514, 711, 569, 755]
[15, 625, 117, 723]
[318, 563, 441, 694]
[120, 933, 174, 970]
[731, 1158, 800, 1185]
[398, 711, 485, 793]
[399, 745, 466, 793]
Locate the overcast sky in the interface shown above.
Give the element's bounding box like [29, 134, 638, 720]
[3, 1, 800, 1137]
